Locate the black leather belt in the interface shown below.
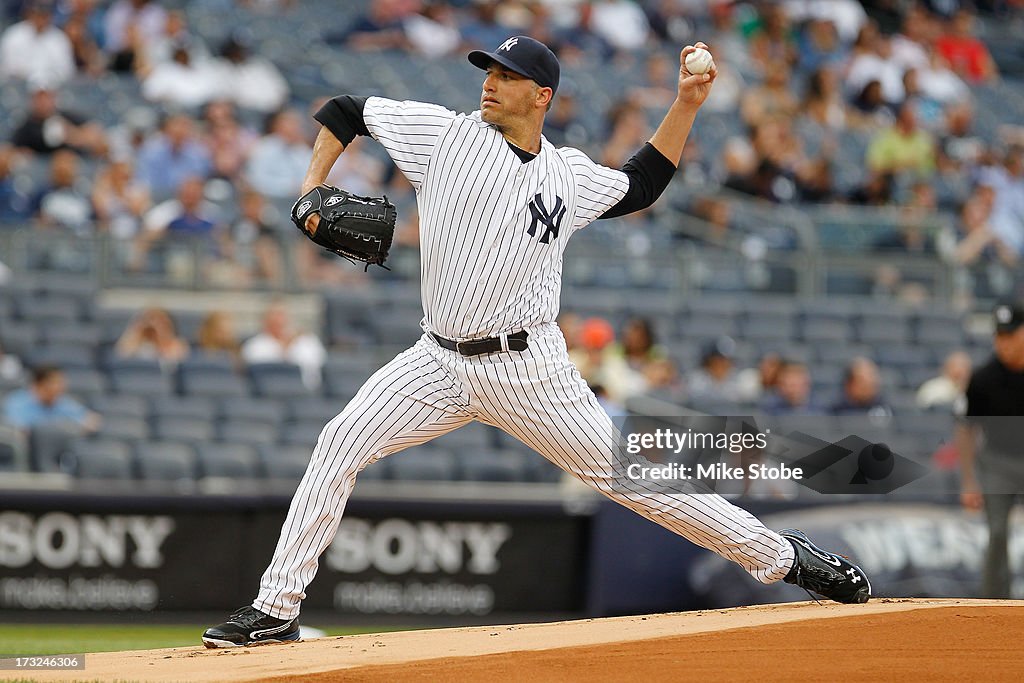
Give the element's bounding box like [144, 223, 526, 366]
[430, 330, 529, 356]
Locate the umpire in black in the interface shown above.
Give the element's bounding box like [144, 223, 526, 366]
[957, 301, 1024, 598]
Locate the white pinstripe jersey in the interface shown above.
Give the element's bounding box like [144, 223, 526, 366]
[363, 96, 631, 341]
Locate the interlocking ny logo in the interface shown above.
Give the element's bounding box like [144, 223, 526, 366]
[499, 37, 518, 52]
[527, 194, 565, 244]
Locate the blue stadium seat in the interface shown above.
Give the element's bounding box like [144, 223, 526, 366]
[96, 414, 149, 442]
[72, 439, 134, 479]
[429, 423, 494, 450]
[197, 443, 260, 479]
[218, 419, 279, 447]
[260, 444, 311, 482]
[456, 449, 530, 482]
[219, 397, 285, 426]
[151, 416, 215, 444]
[278, 423, 319, 449]
[135, 442, 197, 482]
[284, 397, 339, 426]
[28, 344, 97, 370]
[91, 394, 149, 419]
[62, 368, 107, 403]
[179, 372, 248, 399]
[150, 395, 217, 421]
[0, 321, 37, 358]
[14, 296, 81, 323]
[248, 362, 311, 399]
[389, 449, 458, 482]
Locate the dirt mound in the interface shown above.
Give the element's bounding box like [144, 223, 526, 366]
[18, 600, 1023, 683]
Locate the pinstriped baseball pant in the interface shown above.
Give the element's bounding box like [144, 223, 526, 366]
[254, 323, 795, 619]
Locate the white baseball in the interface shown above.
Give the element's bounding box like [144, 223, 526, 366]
[685, 47, 714, 75]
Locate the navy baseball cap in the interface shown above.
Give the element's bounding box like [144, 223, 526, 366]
[468, 36, 560, 95]
[994, 301, 1024, 334]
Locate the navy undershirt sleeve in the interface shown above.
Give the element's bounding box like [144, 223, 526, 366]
[313, 95, 370, 146]
[599, 143, 677, 219]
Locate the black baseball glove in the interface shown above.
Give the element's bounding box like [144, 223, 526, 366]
[291, 185, 397, 269]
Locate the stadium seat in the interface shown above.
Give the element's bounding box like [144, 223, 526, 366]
[14, 296, 81, 323]
[62, 367, 108, 399]
[151, 416, 215, 444]
[218, 419, 279, 447]
[72, 439, 134, 479]
[96, 414, 149, 442]
[197, 443, 260, 479]
[248, 362, 311, 399]
[135, 442, 197, 481]
[0, 425, 28, 472]
[284, 397, 340, 425]
[456, 449, 530, 482]
[41, 321, 103, 347]
[260, 444, 311, 482]
[28, 343, 97, 370]
[389, 449, 458, 481]
[150, 395, 217, 421]
[179, 372, 248, 399]
[28, 424, 79, 473]
[215, 394, 278, 419]
[278, 423, 319, 449]
[430, 423, 494, 450]
[90, 394, 149, 419]
[0, 321, 37, 358]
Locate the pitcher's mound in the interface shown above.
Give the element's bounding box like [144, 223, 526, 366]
[19, 599, 1024, 683]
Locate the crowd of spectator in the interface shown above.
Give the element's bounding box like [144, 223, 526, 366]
[0, 0, 1020, 301]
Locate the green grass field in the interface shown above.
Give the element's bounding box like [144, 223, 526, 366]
[0, 624, 393, 658]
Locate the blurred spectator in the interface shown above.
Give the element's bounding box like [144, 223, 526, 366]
[784, 0, 867, 44]
[29, 149, 92, 234]
[242, 302, 326, 390]
[848, 79, 894, 130]
[114, 307, 189, 365]
[141, 9, 208, 71]
[0, 342, 25, 385]
[0, 1, 74, 84]
[103, 0, 167, 73]
[976, 149, 1024, 260]
[10, 81, 107, 157]
[91, 158, 151, 243]
[954, 184, 1018, 267]
[748, 3, 797, 75]
[601, 100, 649, 168]
[4, 365, 100, 433]
[759, 359, 823, 415]
[956, 301, 1024, 598]
[543, 88, 588, 148]
[686, 336, 745, 406]
[460, 0, 515, 51]
[866, 102, 936, 177]
[872, 182, 938, 253]
[736, 351, 783, 405]
[557, 311, 582, 352]
[197, 310, 241, 361]
[937, 102, 985, 171]
[202, 100, 258, 182]
[0, 145, 29, 222]
[917, 349, 972, 410]
[916, 47, 970, 105]
[844, 25, 904, 106]
[244, 109, 312, 199]
[211, 34, 289, 113]
[848, 170, 895, 206]
[589, 0, 651, 53]
[325, 136, 385, 197]
[831, 357, 893, 417]
[935, 9, 998, 83]
[135, 113, 212, 198]
[889, 6, 932, 73]
[604, 317, 666, 402]
[141, 44, 220, 108]
[224, 189, 283, 285]
[403, 2, 461, 59]
[135, 176, 220, 271]
[802, 67, 848, 133]
[568, 316, 616, 393]
[796, 18, 846, 74]
[332, 0, 410, 51]
[62, 4, 105, 76]
[740, 66, 798, 128]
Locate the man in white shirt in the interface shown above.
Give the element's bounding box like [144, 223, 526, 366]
[0, 2, 74, 85]
[241, 303, 326, 390]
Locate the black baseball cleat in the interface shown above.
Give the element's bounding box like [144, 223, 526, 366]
[202, 606, 300, 648]
[781, 528, 871, 604]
